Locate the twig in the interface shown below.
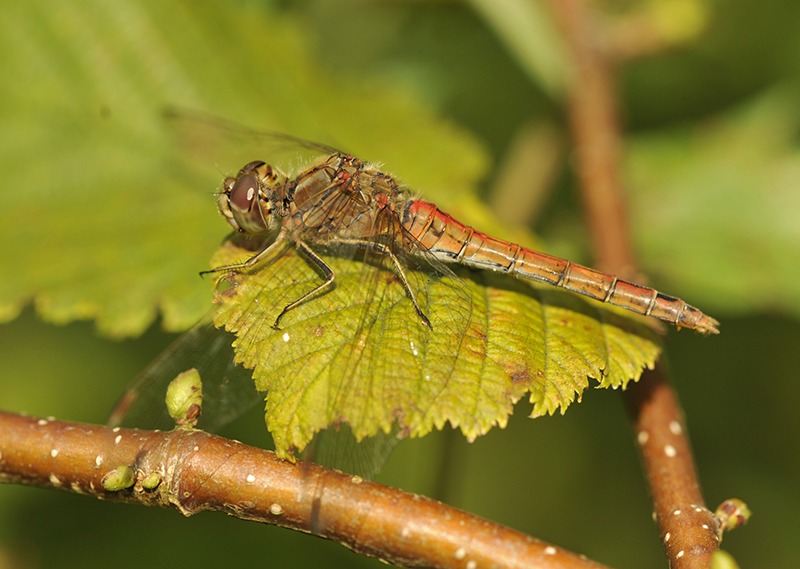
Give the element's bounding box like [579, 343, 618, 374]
[623, 368, 720, 563]
[544, 0, 635, 276]
[544, 0, 720, 567]
[0, 410, 611, 569]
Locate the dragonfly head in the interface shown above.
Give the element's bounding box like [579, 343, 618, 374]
[219, 161, 283, 236]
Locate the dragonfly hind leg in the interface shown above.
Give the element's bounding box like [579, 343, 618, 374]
[335, 238, 433, 329]
[272, 240, 337, 329]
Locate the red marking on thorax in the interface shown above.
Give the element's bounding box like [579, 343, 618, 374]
[374, 193, 391, 208]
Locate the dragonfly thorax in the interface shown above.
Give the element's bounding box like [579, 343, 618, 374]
[218, 160, 285, 236]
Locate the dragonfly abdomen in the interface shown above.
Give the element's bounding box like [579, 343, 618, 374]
[547, 261, 719, 334]
[404, 200, 719, 334]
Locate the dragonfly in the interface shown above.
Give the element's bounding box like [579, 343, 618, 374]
[110, 126, 718, 478]
[209, 151, 719, 335]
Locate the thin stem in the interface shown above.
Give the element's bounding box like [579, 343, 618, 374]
[545, 0, 636, 277]
[544, 0, 720, 567]
[623, 368, 720, 562]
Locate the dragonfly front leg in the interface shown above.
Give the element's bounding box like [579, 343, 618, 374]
[335, 238, 433, 329]
[201, 227, 290, 276]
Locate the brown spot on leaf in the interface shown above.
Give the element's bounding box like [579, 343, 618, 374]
[509, 369, 531, 384]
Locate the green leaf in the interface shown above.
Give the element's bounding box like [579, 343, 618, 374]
[211, 237, 661, 460]
[627, 87, 800, 320]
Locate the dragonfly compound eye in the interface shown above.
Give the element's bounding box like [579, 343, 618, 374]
[230, 174, 259, 211]
[225, 173, 271, 235]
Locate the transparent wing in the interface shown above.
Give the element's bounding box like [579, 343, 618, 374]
[303, 423, 403, 481]
[212, 197, 476, 474]
[108, 315, 261, 432]
[310, 218, 474, 479]
[164, 106, 344, 175]
[299, 216, 457, 481]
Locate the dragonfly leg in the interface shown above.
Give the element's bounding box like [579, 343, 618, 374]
[272, 240, 336, 329]
[335, 238, 433, 329]
[200, 227, 289, 277]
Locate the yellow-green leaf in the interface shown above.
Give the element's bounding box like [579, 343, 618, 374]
[211, 236, 661, 460]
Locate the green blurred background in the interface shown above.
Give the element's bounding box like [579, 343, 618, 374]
[1, 0, 799, 567]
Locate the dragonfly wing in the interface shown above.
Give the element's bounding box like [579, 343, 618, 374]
[303, 422, 402, 481]
[209, 202, 476, 471]
[164, 107, 344, 167]
[299, 207, 473, 474]
[108, 316, 261, 433]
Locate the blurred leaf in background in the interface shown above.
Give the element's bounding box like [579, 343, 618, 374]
[628, 87, 800, 318]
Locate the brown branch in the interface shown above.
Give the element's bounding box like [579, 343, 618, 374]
[545, 0, 636, 276]
[544, 0, 720, 567]
[0, 410, 611, 569]
[623, 368, 720, 562]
